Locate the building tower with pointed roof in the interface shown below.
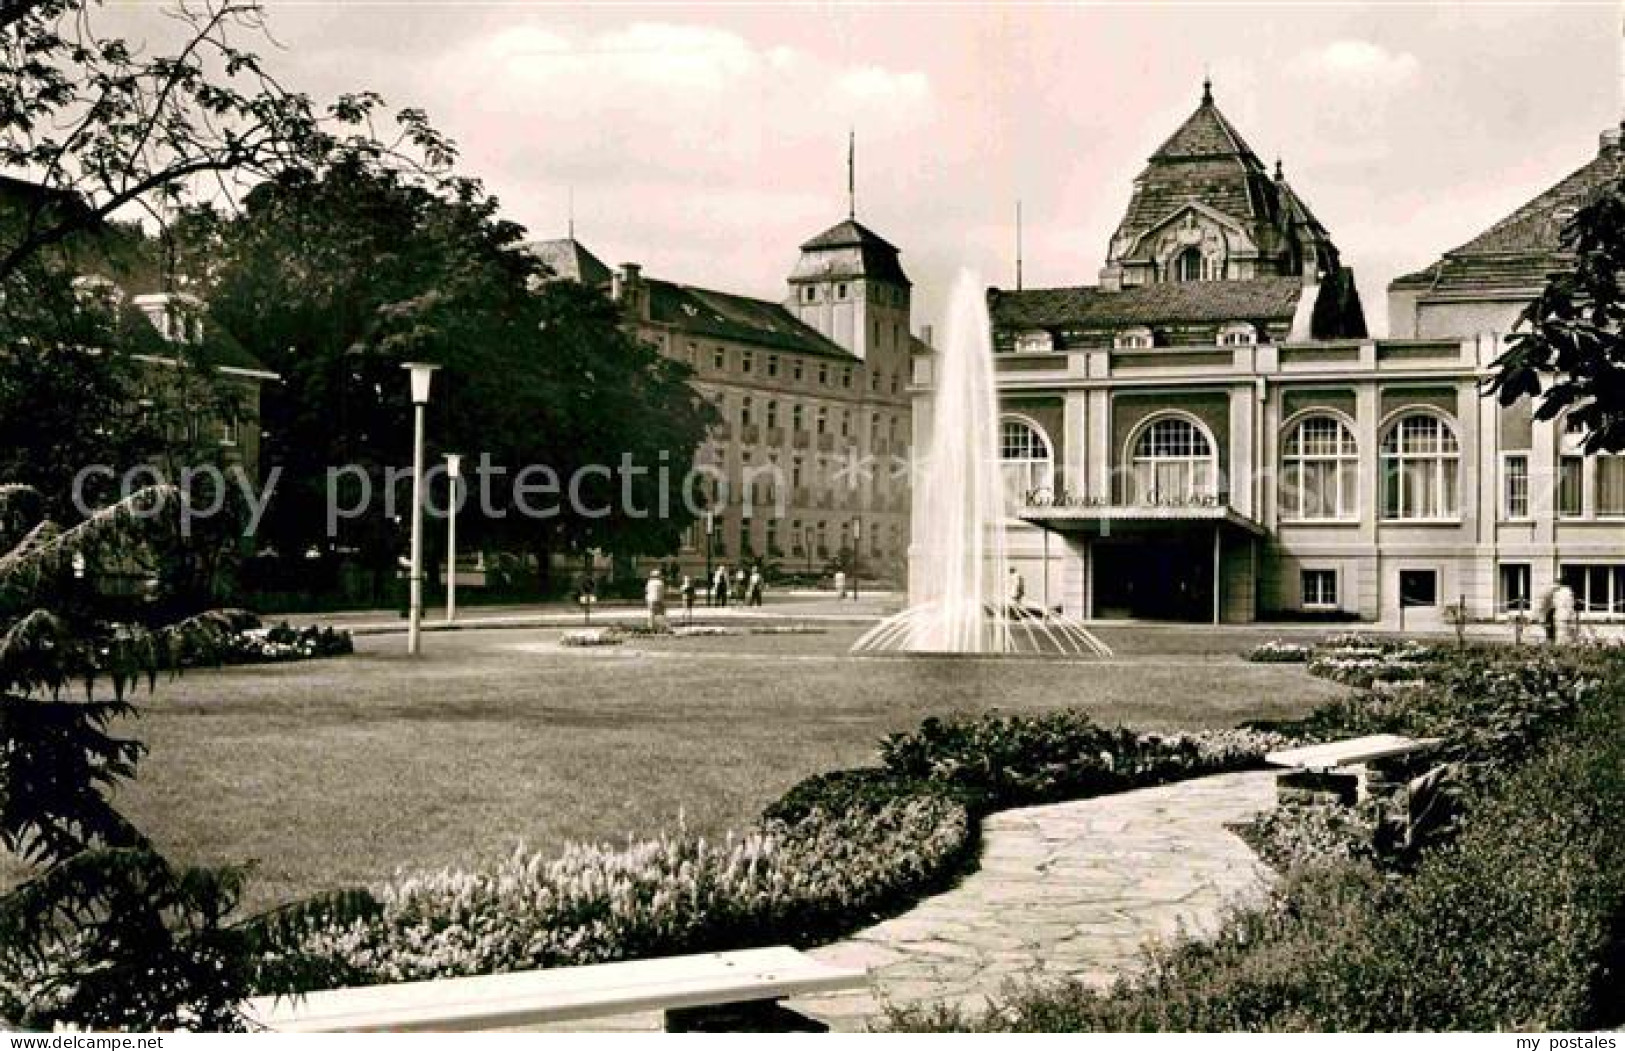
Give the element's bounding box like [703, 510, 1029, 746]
[1100, 79, 1343, 292]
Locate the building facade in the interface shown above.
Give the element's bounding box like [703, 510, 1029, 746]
[532, 215, 919, 579]
[912, 85, 1624, 626]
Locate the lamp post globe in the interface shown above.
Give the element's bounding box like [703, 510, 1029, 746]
[402, 362, 438, 655]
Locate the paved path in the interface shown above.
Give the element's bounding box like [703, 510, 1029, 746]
[541, 769, 1278, 1032]
[792, 769, 1278, 1030]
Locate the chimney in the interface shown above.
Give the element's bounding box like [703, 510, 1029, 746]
[921, 324, 934, 347]
[615, 263, 647, 319]
[1602, 124, 1623, 155]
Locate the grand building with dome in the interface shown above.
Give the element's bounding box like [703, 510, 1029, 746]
[913, 83, 1625, 626]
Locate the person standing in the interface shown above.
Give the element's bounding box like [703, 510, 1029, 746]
[645, 570, 667, 632]
[712, 564, 729, 608]
[748, 566, 764, 607]
[1007, 566, 1026, 617]
[680, 574, 696, 623]
[1552, 580, 1578, 644]
[833, 569, 847, 600]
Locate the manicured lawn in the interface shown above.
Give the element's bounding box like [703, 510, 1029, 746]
[42, 626, 1345, 912]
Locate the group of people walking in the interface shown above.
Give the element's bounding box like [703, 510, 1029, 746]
[643, 564, 766, 630]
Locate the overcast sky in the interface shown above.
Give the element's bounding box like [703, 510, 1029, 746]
[132, 1, 1624, 336]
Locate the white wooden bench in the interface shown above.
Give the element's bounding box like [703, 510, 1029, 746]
[1266, 733, 1441, 806]
[242, 946, 868, 1033]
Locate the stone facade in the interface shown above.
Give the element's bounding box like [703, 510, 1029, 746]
[533, 219, 918, 579]
[911, 87, 1625, 626]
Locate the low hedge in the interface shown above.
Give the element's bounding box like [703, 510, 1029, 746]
[879, 711, 1288, 809]
[889, 652, 1625, 1032]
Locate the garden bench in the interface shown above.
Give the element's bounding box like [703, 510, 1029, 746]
[1266, 733, 1441, 806]
[242, 946, 868, 1033]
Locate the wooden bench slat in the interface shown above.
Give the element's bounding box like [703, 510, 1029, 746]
[244, 947, 868, 1032]
[1266, 733, 1441, 771]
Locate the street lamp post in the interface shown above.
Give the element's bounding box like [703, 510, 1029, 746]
[445, 453, 462, 624]
[403, 362, 438, 656]
[851, 517, 861, 602]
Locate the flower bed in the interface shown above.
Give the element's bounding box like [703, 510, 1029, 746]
[557, 628, 623, 647]
[1243, 640, 1312, 663]
[197, 618, 354, 665]
[1304, 634, 1437, 688]
[260, 783, 972, 989]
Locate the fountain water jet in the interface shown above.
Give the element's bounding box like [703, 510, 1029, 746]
[852, 270, 1108, 657]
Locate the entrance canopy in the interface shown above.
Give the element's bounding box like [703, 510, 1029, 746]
[1017, 503, 1265, 538]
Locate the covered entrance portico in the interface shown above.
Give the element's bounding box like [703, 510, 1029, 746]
[1018, 505, 1265, 624]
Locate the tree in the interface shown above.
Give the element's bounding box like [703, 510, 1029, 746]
[196, 160, 716, 598]
[0, 484, 368, 1029]
[0, 0, 455, 284]
[1485, 175, 1625, 452]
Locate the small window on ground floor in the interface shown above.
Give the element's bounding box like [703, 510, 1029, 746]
[1499, 563, 1531, 614]
[1399, 569, 1438, 608]
[1560, 564, 1625, 614]
[1301, 569, 1338, 609]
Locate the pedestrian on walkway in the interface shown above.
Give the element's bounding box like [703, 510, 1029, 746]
[833, 569, 847, 600]
[679, 574, 696, 623]
[645, 570, 667, 632]
[1007, 566, 1027, 618]
[748, 566, 764, 607]
[712, 564, 729, 608]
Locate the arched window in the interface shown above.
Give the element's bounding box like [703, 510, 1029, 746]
[1174, 247, 1204, 282]
[1218, 322, 1256, 347]
[1000, 417, 1054, 507]
[791, 403, 804, 432]
[1282, 414, 1358, 520]
[1114, 326, 1155, 350]
[1381, 412, 1460, 519]
[765, 400, 778, 430]
[1130, 415, 1216, 502]
[740, 397, 753, 429]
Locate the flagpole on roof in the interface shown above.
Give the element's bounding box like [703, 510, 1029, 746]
[847, 128, 856, 220]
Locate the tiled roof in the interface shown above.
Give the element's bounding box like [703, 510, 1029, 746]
[990, 277, 1308, 330]
[1151, 93, 1262, 162]
[1117, 92, 1278, 244]
[526, 237, 613, 287]
[792, 218, 911, 286]
[800, 218, 899, 252]
[645, 278, 858, 361]
[1391, 130, 1623, 294]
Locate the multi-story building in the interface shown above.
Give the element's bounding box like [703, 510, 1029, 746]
[531, 213, 920, 579]
[913, 83, 1624, 626]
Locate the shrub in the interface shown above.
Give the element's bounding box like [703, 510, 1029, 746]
[268, 793, 973, 989]
[879, 710, 1288, 809]
[888, 655, 1625, 1032]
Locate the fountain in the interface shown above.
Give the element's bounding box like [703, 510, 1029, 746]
[852, 271, 1107, 657]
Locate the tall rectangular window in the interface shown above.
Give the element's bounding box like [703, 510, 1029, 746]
[1598, 457, 1625, 516]
[712, 347, 726, 371]
[1560, 456, 1585, 516]
[1499, 563, 1531, 614]
[1301, 569, 1338, 609]
[1503, 454, 1529, 518]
